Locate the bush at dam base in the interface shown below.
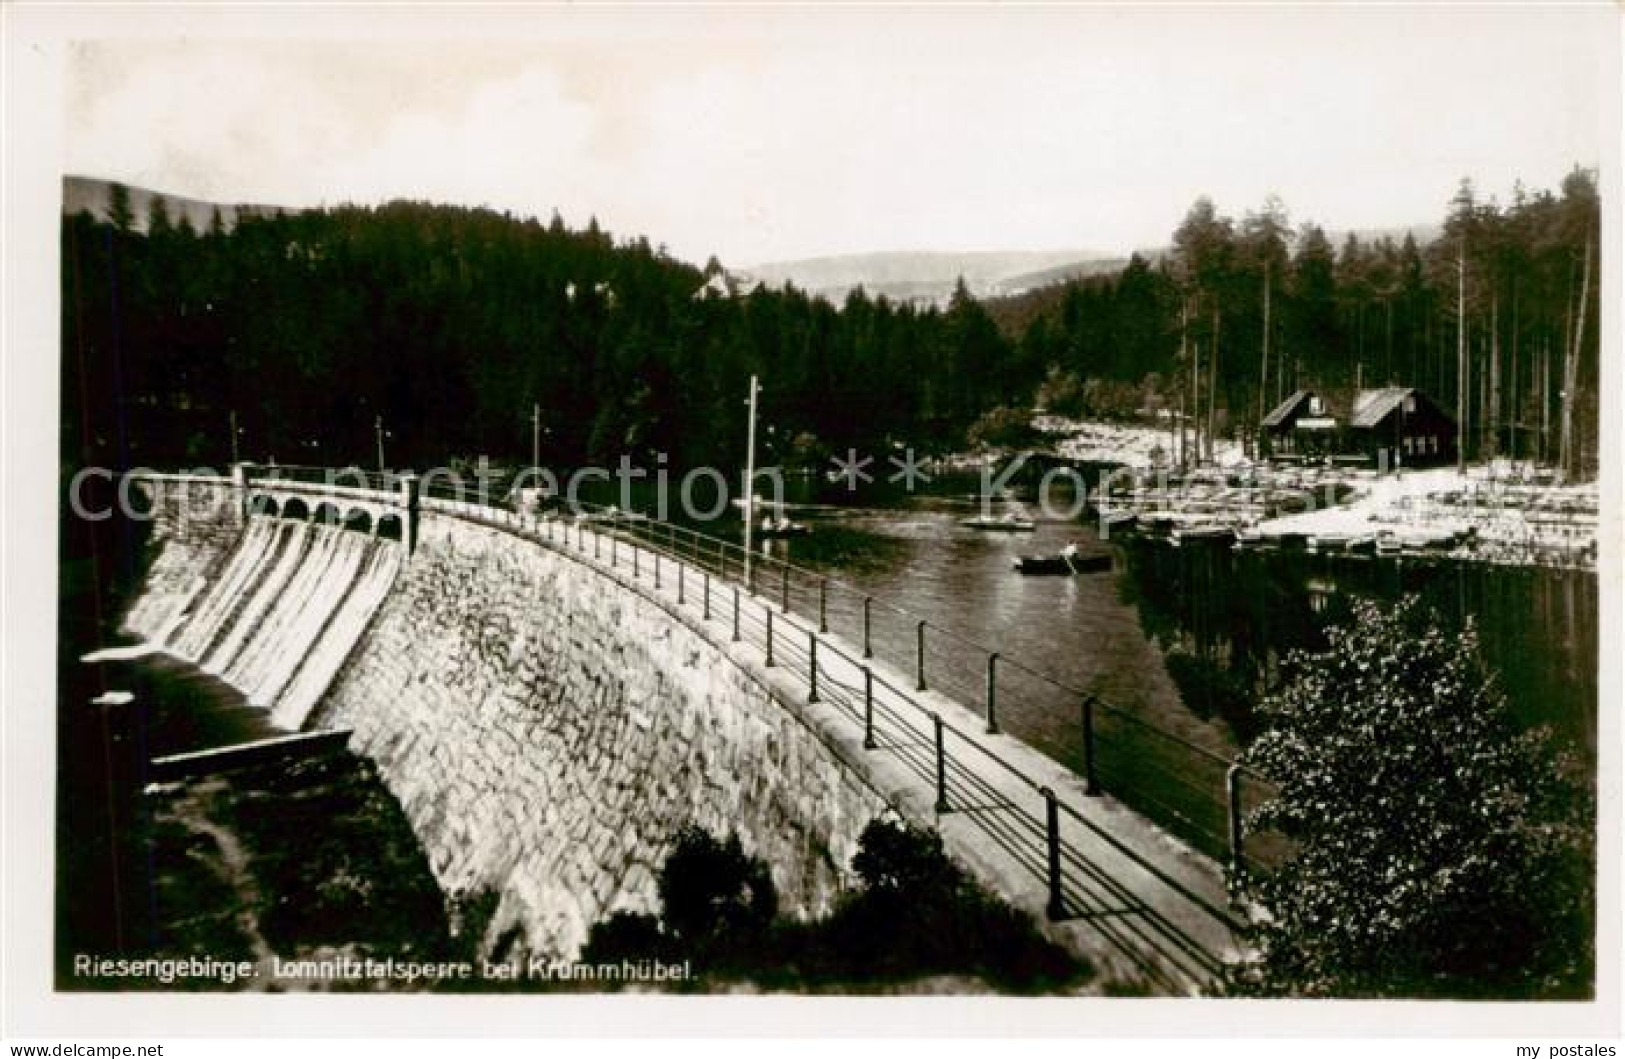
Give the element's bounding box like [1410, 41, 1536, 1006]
[576, 818, 1093, 995]
[79, 749, 1087, 995]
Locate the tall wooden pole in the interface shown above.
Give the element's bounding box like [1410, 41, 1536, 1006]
[375, 414, 386, 473]
[1179, 297, 1192, 469]
[1207, 306, 1219, 462]
[743, 374, 760, 577]
[1456, 243, 1467, 473]
[1257, 261, 1271, 443]
[1540, 333, 1551, 465]
[1488, 291, 1501, 460]
[229, 409, 240, 466]
[532, 402, 541, 471]
[1560, 234, 1591, 480]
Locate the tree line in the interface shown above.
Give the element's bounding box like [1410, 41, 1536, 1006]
[62, 169, 1598, 479]
[62, 194, 1010, 475]
[989, 168, 1599, 476]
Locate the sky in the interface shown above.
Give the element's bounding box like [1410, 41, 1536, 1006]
[62, 5, 1612, 268]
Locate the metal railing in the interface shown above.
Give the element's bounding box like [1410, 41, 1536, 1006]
[253, 463, 398, 493]
[170, 466, 1297, 988]
[407, 486, 1242, 988]
[589, 505, 1285, 878]
[247, 468, 1285, 872]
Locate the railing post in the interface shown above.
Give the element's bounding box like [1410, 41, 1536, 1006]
[633, 540, 640, 579]
[933, 714, 949, 813]
[703, 571, 711, 621]
[807, 632, 819, 703]
[747, 552, 756, 595]
[863, 668, 875, 749]
[780, 566, 790, 613]
[1226, 763, 1246, 877]
[818, 578, 828, 633]
[654, 547, 661, 590]
[985, 653, 1000, 734]
[731, 586, 740, 642]
[765, 607, 776, 667]
[863, 596, 873, 659]
[396, 472, 420, 556]
[593, 523, 600, 560]
[916, 621, 927, 691]
[1043, 786, 1064, 920]
[677, 559, 684, 604]
[1081, 696, 1101, 796]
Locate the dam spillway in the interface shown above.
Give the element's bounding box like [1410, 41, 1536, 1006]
[120, 476, 892, 970]
[126, 514, 401, 731]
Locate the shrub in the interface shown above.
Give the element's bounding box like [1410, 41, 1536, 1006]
[580, 911, 668, 964]
[1229, 596, 1593, 998]
[656, 826, 777, 955]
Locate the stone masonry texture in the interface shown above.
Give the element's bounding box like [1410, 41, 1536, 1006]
[308, 513, 887, 961]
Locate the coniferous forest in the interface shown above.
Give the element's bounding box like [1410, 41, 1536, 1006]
[62, 169, 1598, 478]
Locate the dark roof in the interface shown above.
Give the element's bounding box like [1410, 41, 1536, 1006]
[1351, 387, 1418, 428]
[1261, 389, 1313, 428]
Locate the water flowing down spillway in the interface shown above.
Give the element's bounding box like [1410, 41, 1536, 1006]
[153, 517, 401, 729]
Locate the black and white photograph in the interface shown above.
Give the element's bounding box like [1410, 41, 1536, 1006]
[2, 0, 1619, 1043]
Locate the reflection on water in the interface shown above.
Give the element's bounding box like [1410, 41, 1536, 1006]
[1117, 541, 1598, 760]
[588, 472, 1596, 772]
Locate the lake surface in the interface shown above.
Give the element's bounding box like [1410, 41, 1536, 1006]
[621, 472, 1599, 771]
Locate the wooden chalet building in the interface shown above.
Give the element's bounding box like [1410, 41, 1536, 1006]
[1258, 389, 1338, 459]
[1259, 386, 1456, 467]
[1346, 386, 1456, 467]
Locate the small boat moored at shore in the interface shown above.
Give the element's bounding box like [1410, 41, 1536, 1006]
[757, 516, 812, 538]
[1013, 545, 1113, 575]
[961, 512, 1037, 532]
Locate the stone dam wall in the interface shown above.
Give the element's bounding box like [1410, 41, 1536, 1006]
[126, 481, 888, 961]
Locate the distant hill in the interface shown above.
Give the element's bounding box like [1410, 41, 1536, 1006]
[63, 175, 294, 233]
[1323, 222, 1443, 249]
[992, 252, 1159, 293]
[736, 248, 1125, 306]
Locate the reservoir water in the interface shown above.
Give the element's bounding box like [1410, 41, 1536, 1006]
[652, 476, 1597, 768]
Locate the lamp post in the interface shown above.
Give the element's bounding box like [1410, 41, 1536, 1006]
[375, 415, 388, 473]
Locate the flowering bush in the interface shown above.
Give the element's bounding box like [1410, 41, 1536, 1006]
[1230, 596, 1593, 998]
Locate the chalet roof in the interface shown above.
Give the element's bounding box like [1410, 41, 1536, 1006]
[1351, 387, 1418, 428]
[1262, 389, 1313, 428]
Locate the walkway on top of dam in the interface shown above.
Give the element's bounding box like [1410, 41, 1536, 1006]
[169, 467, 1253, 992]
